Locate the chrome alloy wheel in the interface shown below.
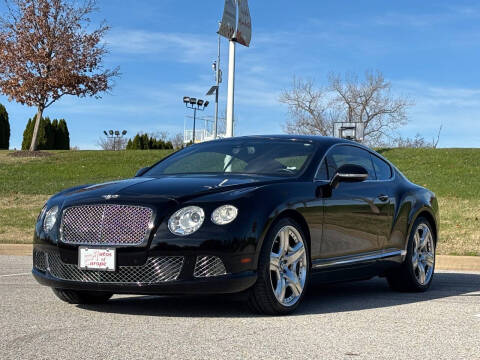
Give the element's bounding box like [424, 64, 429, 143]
[269, 225, 308, 307]
[412, 223, 435, 285]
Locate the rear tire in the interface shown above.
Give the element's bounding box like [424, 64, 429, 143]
[386, 217, 436, 292]
[52, 288, 113, 304]
[248, 218, 310, 315]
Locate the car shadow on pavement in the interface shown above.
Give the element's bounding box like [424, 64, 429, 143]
[78, 272, 480, 317]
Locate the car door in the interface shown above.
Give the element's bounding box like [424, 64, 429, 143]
[319, 145, 391, 258]
[369, 153, 396, 250]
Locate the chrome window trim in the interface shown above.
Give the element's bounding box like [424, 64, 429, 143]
[312, 248, 406, 269]
[313, 143, 396, 183]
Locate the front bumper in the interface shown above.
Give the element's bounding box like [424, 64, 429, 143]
[32, 245, 257, 295]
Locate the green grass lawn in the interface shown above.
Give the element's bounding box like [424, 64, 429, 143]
[0, 148, 478, 255]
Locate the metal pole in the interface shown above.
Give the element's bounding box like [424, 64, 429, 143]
[193, 107, 197, 144]
[214, 23, 221, 139]
[226, 39, 235, 138]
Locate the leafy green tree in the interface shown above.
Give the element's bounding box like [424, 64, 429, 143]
[131, 134, 141, 150]
[22, 117, 50, 150]
[43, 117, 55, 150]
[141, 134, 149, 150]
[57, 119, 70, 149]
[0, 103, 9, 149]
[126, 133, 176, 150]
[22, 116, 70, 150]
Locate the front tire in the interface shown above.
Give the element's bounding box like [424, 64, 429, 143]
[386, 217, 436, 292]
[248, 218, 310, 315]
[52, 288, 113, 304]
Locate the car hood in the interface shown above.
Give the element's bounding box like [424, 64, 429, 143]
[54, 174, 288, 204]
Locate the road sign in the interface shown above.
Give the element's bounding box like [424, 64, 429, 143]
[236, 0, 252, 47]
[219, 0, 236, 40]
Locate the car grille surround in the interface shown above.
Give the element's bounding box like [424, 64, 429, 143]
[61, 204, 153, 246]
[34, 250, 184, 284]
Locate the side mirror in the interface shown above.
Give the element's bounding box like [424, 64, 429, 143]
[330, 164, 368, 188]
[135, 167, 150, 177]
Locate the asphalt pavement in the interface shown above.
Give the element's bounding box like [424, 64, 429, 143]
[1, 255, 479, 360]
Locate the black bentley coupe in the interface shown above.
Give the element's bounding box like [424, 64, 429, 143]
[33, 135, 439, 315]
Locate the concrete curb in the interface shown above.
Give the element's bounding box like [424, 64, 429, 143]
[1, 244, 479, 271]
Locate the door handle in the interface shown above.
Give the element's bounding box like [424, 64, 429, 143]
[377, 194, 389, 202]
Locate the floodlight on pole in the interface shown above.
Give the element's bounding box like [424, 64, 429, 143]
[183, 96, 209, 144]
[103, 129, 128, 151]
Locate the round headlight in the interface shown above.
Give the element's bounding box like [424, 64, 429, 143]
[43, 206, 59, 232]
[211, 205, 238, 225]
[168, 206, 205, 236]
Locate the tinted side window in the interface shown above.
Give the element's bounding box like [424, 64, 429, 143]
[315, 160, 329, 180]
[371, 155, 392, 180]
[326, 145, 376, 180]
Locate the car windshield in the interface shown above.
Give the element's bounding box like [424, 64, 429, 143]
[143, 140, 317, 177]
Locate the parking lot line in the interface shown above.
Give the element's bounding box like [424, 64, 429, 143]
[0, 273, 30, 277]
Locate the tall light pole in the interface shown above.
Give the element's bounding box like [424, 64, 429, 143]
[183, 97, 209, 143]
[214, 22, 222, 139]
[207, 22, 223, 139]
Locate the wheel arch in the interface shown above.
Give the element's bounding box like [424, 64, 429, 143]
[408, 207, 439, 246]
[257, 209, 312, 262]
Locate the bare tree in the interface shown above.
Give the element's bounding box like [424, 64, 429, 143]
[280, 71, 412, 145]
[158, 131, 169, 142]
[169, 133, 184, 150]
[280, 77, 336, 136]
[432, 123, 443, 149]
[0, 0, 119, 151]
[96, 136, 128, 151]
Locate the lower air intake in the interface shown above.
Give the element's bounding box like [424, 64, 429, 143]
[38, 251, 184, 284]
[33, 249, 47, 272]
[194, 256, 228, 278]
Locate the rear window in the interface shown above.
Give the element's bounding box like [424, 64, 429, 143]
[371, 155, 392, 180]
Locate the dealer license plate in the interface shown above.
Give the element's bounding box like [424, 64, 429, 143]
[78, 247, 116, 272]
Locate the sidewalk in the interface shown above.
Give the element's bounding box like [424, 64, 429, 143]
[2, 244, 479, 271]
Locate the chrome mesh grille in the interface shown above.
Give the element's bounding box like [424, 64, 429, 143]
[61, 204, 153, 246]
[33, 249, 47, 272]
[42, 251, 183, 284]
[194, 256, 227, 278]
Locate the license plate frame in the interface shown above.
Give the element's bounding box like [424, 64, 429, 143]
[78, 247, 116, 272]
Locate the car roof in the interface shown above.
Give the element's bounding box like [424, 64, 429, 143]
[210, 134, 353, 146]
[206, 135, 392, 165]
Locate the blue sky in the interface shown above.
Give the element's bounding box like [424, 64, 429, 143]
[2, 0, 480, 148]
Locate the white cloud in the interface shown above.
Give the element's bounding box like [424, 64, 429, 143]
[393, 80, 480, 147]
[105, 29, 216, 63]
